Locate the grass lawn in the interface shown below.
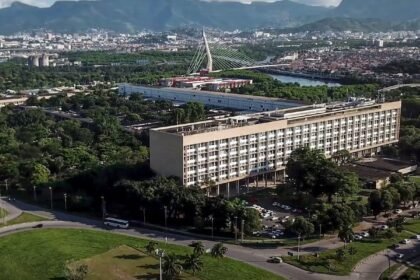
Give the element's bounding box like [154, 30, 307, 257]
[0, 208, 7, 218]
[283, 232, 412, 276]
[404, 219, 420, 234]
[379, 264, 401, 280]
[409, 176, 420, 185]
[0, 212, 46, 228]
[70, 245, 198, 280]
[237, 236, 320, 248]
[0, 229, 284, 280]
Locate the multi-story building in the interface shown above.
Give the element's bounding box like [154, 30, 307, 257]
[150, 99, 401, 195]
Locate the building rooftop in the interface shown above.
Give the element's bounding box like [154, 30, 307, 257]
[155, 98, 388, 136]
[356, 158, 417, 173]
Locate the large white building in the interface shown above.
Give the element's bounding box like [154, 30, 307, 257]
[149, 99, 401, 195]
[118, 84, 303, 112]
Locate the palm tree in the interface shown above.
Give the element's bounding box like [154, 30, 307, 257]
[183, 254, 203, 275]
[145, 241, 158, 255]
[210, 243, 227, 258]
[191, 241, 206, 256]
[163, 254, 183, 280]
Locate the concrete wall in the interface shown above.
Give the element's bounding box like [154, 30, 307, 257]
[149, 130, 184, 181]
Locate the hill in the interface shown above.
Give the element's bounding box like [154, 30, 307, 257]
[0, 0, 329, 34]
[334, 0, 420, 21]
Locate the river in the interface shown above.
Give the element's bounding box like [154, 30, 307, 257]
[270, 74, 342, 87]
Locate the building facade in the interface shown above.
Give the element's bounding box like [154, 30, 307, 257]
[150, 100, 401, 192]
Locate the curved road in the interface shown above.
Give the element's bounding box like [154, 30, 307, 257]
[1, 198, 419, 280]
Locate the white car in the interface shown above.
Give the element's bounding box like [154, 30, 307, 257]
[416, 235, 420, 240]
[354, 235, 363, 240]
[378, 225, 389, 230]
[361, 232, 370, 238]
[401, 239, 411, 244]
[394, 209, 403, 214]
[396, 253, 404, 259]
[272, 202, 279, 207]
[270, 216, 279, 221]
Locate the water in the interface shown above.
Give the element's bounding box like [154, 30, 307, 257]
[270, 74, 342, 87]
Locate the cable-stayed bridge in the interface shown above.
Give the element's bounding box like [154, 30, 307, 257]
[187, 30, 289, 75]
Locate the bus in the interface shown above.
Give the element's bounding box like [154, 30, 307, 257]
[104, 217, 130, 229]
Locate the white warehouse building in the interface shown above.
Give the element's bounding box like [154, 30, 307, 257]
[118, 84, 304, 112]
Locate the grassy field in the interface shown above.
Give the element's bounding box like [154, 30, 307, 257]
[404, 219, 420, 234]
[0, 212, 46, 228]
[0, 208, 7, 218]
[284, 232, 412, 275]
[0, 229, 284, 280]
[409, 176, 420, 185]
[71, 245, 198, 280]
[379, 264, 401, 280]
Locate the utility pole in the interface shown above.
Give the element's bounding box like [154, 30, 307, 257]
[319, 224, 322, 239]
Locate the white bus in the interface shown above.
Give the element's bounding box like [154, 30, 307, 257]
[104, 217, 130, 229]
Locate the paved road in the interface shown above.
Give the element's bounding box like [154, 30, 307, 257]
[2, 198, 418, 280]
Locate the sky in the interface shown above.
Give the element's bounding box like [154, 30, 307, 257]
[0, 0, 342, 8]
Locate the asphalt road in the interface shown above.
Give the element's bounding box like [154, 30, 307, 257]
[1, 198, 419, 280]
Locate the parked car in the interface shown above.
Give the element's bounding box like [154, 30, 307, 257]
[394, 209, 403, 214]
[354, 235, 363, 240]
[396, 253, 404, 259]
[361, 232, 370, 238]
[401, 239, 411, 244]
[415, 235, 420, 240]
[267, 256, 283, 263]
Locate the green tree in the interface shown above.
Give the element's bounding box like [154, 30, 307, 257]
[288, 216, 315, 239]
[369, 190, 383, 218]
[183, 254, 203, 275]
[163, 254, 183, 280]
[338, 225, 354, 247]
[191, 241, 205, 256]
[31, 163, 51, 186]
[336, 248, 347, 262]
[243, 208, 262, 234]
[211, 243, 228, 258]
[145, 241, 158, 255]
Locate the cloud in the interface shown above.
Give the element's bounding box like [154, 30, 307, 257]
[0, 0, 342, 8]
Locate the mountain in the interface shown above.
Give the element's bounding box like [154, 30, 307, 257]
[334, 0, 420, 22]
[281, 18, 392, 33]
[0, 0, 329, 34]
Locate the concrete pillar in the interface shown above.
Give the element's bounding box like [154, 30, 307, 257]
[274, 171, 277, 184]
[206, 188, 210, 197]
[227, 182, 230, 199]
[217, 185, 220, 196]
[236, 180, 240, 195]
[246, 178, 250, 193]
[256, 176, 259, 188]
[264, 174, 268, 188]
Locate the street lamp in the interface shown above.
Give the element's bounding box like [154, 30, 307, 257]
[155, 249, 165, 280]
[241, 219, 245, 242]
[101, 196, 106, 220]
[210, 215, 214, 240]
[49, 187, 53, 210]
[33, 185, 37, 201]
[164, 206, 168, 232]
[141, 207, 146, 225]
[319, 224, 322, 239]
[234, 216, 238, 242]
[64, 193, 68, 211]
[297, 233, 301, 261]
